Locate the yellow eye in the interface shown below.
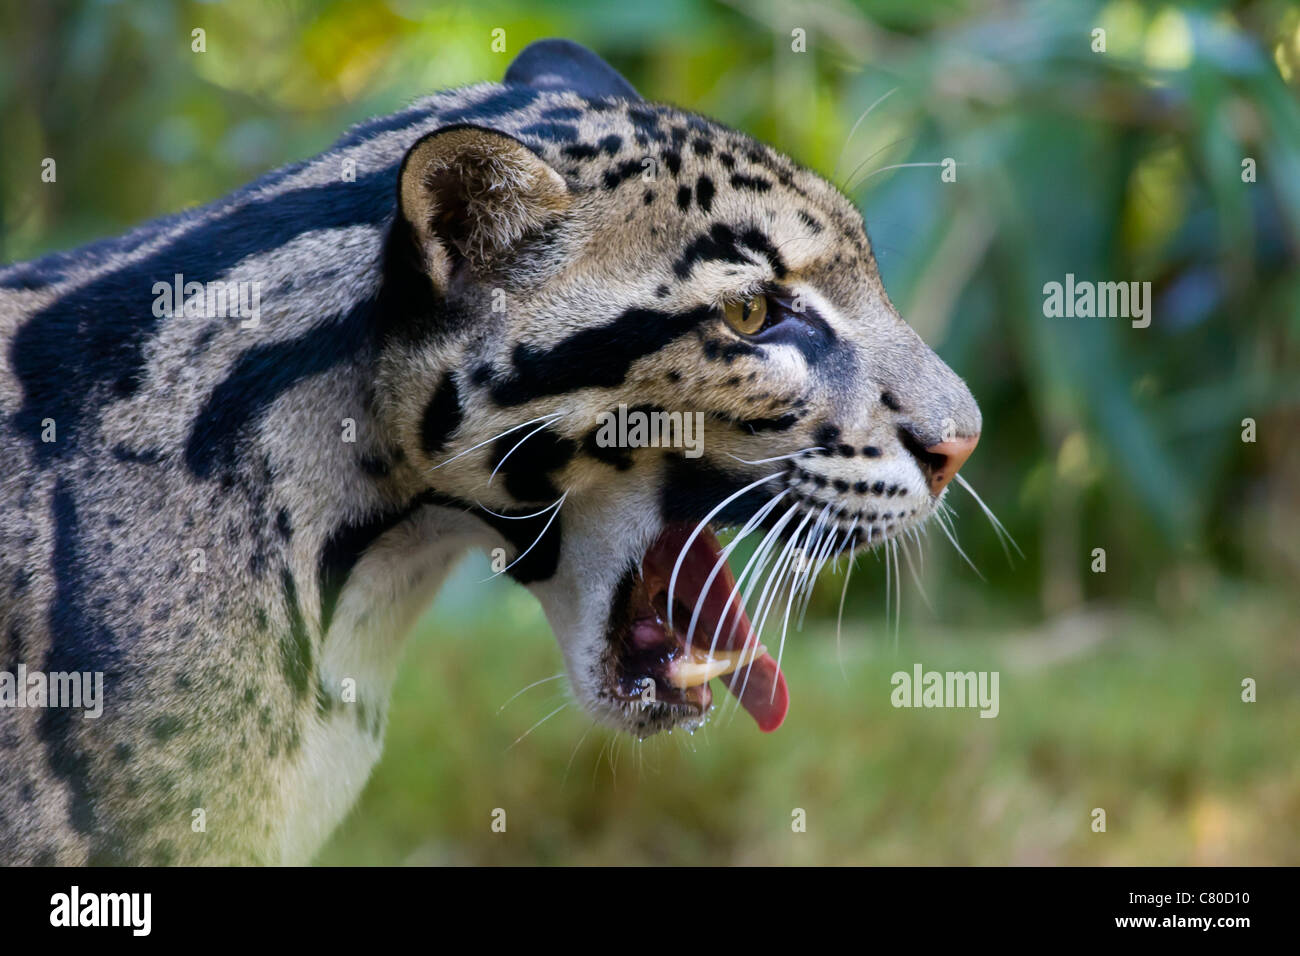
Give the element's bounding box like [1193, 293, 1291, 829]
[723, 295, 769, 335]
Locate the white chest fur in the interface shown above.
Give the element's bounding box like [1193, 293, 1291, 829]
[270, 507, 486, 864]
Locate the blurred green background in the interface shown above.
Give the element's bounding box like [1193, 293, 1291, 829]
[2, 0, 1297, 864]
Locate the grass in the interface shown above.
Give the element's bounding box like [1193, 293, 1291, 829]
[317, 558, 1299, 865]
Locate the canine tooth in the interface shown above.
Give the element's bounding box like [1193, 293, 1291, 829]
[666, 644, 766, 689]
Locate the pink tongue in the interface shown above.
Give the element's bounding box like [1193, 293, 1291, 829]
[720, 654, 788, 733]
[644, 525, 790, 732]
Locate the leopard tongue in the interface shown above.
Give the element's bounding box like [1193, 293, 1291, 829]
[720, 649, 788, 733]
[644, 524, 790, 732]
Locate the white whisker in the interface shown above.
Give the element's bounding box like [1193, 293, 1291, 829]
[835, 532, 859, 682]
[708, 500, 802, 659]
[506, 701, 569, 751]
[891, 539, 902, 652]
[428, 412, 561, 472]
[954, 474, 1023, 561]
[727, 447, 821, 465]
[487, 420, 557, 487]
[497, 672, 566, 714]
[932, 505, 985, 580]
[858, 161, 958, 190]
[473, 496, 564, 521]
[684, 489, 791, 656]
[832, 87, 899, 183]
[479, 489, 569, 582]
[562, 720, 598, 786]
[842, 136, 910, 195]
[724, 509, 813, 720]
[900, 535, 933, 613]
[666, 471, 784, 634]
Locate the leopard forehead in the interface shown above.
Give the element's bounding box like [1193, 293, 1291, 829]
[475, 92, 880, 304]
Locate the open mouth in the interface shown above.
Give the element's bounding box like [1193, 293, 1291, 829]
[608, 523, 790, 733]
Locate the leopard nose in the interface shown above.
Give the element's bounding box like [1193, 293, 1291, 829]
[924, 434, 979, 495]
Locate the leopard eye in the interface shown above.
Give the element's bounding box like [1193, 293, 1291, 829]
[722, 294, 769, 336]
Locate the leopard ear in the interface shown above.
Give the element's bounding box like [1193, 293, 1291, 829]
[504, 38, 641, 101]
[396, 125, 571, 291]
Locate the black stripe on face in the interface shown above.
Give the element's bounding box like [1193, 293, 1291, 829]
[582, 424, 635, 470]
[421, 372, 463, 457]
[702, 336, 762, 364]
[735, 228, 788, 278]
[732, 413, 800, 433]
[487, 426, 576, 502]
[672, 224, 786, 281]
[798, 209, 823, 234]
[660, 458, 782, 530]
[483, 305, 713, 407]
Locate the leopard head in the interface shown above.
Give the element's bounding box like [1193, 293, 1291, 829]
[376, 40, 980, 737]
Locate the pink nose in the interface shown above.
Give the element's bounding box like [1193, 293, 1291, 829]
[924, 434, 979, 495]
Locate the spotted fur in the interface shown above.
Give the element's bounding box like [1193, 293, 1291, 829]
[0, 40, 978, 864]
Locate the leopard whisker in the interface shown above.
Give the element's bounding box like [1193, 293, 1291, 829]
[794, 529, 835, 630]
[954, 474, 1023, 562]
[561, 719, 598, 787]
[473, 495, 564, 521]
[726, 447, 821, 465]
[497, 672, 566, 714]
[855, 161, 959, 193]
[900, 534, 933, 614]
[478, 489, 569, 582]
[795, 507, 844, 629]
[933, 502, 985, 581]
[505, 700, 570, 752]
[776, 509, 840, 701]
[724, 508, 813, 721]
[893, 539, 903, 650]
[684, 488, 791, 658]
[428, 411, 562, 472]
[665, 471, 784, 635]
[487, 419, 560, 487]
[835, 531, 859, 682]
[841, 136, 911, 196]
[708, 498, 802, 659]
[831, 86, 899, 184]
